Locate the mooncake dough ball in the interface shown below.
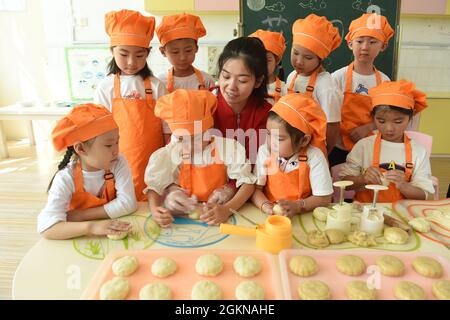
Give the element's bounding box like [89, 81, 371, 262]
[325, 229, 346, 244]
[107, 231, 128, 240]
[289, 255, 318, 277]
[298, 280, 331, 300]
[412, 256, 443, 278]
[112, 255, 139, 277]
[195, 254, 224, 276]
[139, 283, 172, 300]
[272, 204, 283, 215]
[384, 227, 409, 244]
[307, 230, 330, 248]
[394, 281, 426, 300]
[408, 218, 431, 233]
[313, 207, 331, 222]
[151, 257, 177, 278]
[99, 277, 129, 300]
[347, 231, 377, 247]
[235, 281, 265, 300]
[336, 255, 366, 276]
[375, 255, 405, 277]
[346, 281, 377, 300]
[432, 280, 450, 300]
[191, 280, 222, 300]
[233, 256, 262, 277]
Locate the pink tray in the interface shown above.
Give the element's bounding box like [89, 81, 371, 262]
[279, 249, 449, 300]
[81, 249, 281, 300]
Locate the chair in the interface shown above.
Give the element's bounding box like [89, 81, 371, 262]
[331, 163, 355, 202]
[405, 131, 439, 200]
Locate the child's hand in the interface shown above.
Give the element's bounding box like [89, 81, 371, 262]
[363, 167, 383, 185]
[350, 123, 373, 143]
[164, 188, 196, 214]
[152, 206, 174, 228]
[200, 204, 231, 226]
[261, 201, 274, 215]
[385, 170, 407, 188]
[207, 185, 236, 205]
[275, 200, 300, 218]
[89, 220, 131, 237]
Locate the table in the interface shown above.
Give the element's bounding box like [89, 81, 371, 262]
[0, 104, 72, 158]
[12, 201, 450, 299]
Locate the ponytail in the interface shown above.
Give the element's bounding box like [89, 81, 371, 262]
[47, 147, 75, 192]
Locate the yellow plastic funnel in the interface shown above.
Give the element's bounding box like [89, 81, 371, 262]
[219, 215, 292, 254]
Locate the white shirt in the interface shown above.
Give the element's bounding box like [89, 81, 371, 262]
[254, 143, 334, 197]
[93, 74, 171, 134]
[37, 155, 137, 233]
[157, 70, 215, 91]
[339, 135, 435, 194]
[286, 71, 342, 123]
[144, 136, 256, 195]
[265, 80, 288, 105]
[331, 66, 390, 95]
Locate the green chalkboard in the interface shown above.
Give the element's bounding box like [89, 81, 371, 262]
[240, 0, 400, 80]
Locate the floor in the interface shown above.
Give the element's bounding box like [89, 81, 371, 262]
[0, 140, 449, 299]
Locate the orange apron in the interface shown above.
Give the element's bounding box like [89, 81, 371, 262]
[268, 77, 282, 102]
[69, 161, 116, 210]
[287, 69, 318, 96]
[340, 63, 382, 151]
[355, 133, 413, 203]
[178, 142, 228, 202]
[167, 67, 206, 93]
[112, 74, 164, 201]
[264, 150, 312, 202]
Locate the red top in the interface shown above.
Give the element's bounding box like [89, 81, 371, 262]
[214, 89, 272, 163]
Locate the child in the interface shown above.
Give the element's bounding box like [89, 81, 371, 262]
[213, 36, 272, 163]
[330, 13, 394, 166]
[249, 29, 287, 104]
[286, 14, 342, 154]
[94, 9, 167, 201]
[37, 104, 136, 240]
[252, 94, 333, 217]
[156, 13, 215, 93]
[340, 80, 434, 202]
[144, 89, 256, 228]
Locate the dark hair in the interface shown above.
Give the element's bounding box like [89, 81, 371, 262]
[277, 63, 285, 82]
[268, 111, 305, 151]
[218, 37, 268, 100]
[371, 105, 414, 119]
[107, 47, 153, 79]
[47, 147, 75, 192]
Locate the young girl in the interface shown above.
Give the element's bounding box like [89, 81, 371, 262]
[330, 13, 394, 166]
[144, 89, 256, 228]
[37, 104, 136, 240]
[286, 14, 342, 154]
[252, 94, 333, 217]
[340, 80, 434, 202]
[213, 36, 272, 163]
[249, 29, 287, 104]
[156, 13, 215, 93]
[94, 9, 166, 201]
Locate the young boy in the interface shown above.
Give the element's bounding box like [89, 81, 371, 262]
[330, 13, 394, 166]
[339, 80, 434, 202]
[155, 13, 215, 93]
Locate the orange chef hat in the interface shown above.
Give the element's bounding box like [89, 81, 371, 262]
[369, 80, 428, 114]
[52, 104, 118, 152]
[345, 13, 394, 44]
[249, 29, 286, 59]
[105, 9, 155, 48]
[292, 14, 341, 59]
[155, 89, 217, 135]
[271, 94, 327, 150]
[156, 13, 206, 46]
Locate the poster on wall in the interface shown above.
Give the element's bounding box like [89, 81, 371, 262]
[65, 47, 111, 101]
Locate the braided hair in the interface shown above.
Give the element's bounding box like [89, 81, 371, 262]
[47, 146, 75, 192]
